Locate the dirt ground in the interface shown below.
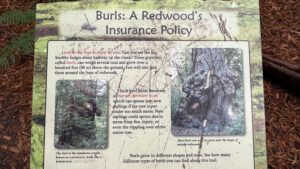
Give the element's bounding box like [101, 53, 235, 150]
[0, 0, 299, 168]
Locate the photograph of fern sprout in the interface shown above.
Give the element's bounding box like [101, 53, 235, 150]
[54, 80, 108, 149]
[171, 48, 245, 136]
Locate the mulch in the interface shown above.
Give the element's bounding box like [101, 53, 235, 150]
[260, 1, 300, 168]
[0, 0, 299, 168]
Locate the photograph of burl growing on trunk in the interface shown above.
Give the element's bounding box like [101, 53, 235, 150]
[55, 80, 108, 149]
[171, 48, 244, 136]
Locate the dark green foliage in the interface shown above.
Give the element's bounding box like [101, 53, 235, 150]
[55, 80, 108, 149]
[222, 48, 245, 135]
[171, 49, 191, 113]
[0, 1, 77, 68]
[0, 9, 35, 68]
[223, 88, 245, 135]
[224, 48, 244, 79]
[0, 32, 34, 67]
[0, 10, 35, 24]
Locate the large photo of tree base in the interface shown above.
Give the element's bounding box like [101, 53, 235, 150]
[171, 48, 245, 136]
[54, 80, 108, 149]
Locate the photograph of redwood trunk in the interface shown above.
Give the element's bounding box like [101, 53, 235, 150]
[171, 48, 245, 136]
[54, 80, 108, 149]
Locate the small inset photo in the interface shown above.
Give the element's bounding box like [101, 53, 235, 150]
[54, 80, 108, 149]
[171, 48, 245, 136]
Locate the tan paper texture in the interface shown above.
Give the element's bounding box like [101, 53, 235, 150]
[44, 40, 253, 169]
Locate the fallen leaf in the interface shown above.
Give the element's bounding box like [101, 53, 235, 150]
[9, 147, 20, 153]
[1, 145, 8, 150]
[3, 135, 12, 141]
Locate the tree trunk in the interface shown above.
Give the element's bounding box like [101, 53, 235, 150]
[174, 48, 239, 133]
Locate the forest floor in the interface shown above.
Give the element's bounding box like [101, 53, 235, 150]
[0, 0, 299, 168]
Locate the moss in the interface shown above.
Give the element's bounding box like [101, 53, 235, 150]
[34, 36, 59, 55]
[32, 75, 46, 116]
[32, 36, 60, 116]
[254, 131, 267, 168]
[252, 85, 263, 96]
[30, 123, 44, 169]
[82, 0, 259, 10]
[36, 2, 82, 25]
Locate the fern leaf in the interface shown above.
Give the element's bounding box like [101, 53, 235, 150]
[0, 55, 9, 68]
[11, 32, 34, 54]
[0, 32, 34, 68]
[0, 10, 35, 24]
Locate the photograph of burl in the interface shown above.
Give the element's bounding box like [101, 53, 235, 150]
[171, 48, 245, 136]
[54, 80, 108, 149]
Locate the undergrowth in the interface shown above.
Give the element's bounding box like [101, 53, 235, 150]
[0, 0, 75, 68]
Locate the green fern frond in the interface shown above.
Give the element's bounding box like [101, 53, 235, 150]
[11, 32, 35, 54]
[0, 10, 36, 24]
[0, 32, 34, 68]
